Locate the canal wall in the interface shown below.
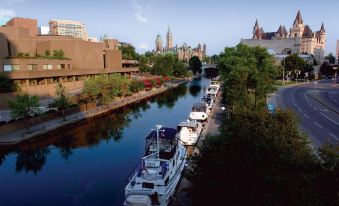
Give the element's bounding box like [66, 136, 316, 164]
[0, 79, 188, 145]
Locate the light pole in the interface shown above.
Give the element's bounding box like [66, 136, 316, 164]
[282, 57, 285, 85]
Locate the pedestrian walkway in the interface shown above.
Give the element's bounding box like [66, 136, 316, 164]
[170, 91, 225, 206]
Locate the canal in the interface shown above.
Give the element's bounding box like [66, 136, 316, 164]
[0, 77, 210, 206]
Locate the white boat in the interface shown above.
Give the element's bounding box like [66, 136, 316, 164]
[124, 125, 186, 206]
[189, 102, 209, 122]
[202, 94, 214, 110]
[177, 120, 203, 146]
[206, 78, 221, 99]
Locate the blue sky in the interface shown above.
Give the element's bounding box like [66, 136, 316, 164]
[0, 0, 338, 55]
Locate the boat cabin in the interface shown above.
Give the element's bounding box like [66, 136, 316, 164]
[145, 128, 178, 160]
[191, 102, 207, 113]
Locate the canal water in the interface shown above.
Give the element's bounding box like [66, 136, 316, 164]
[0, 77, 209, 206]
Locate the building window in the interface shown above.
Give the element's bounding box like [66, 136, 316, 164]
[43, 64, 53, 70]
[56, 64, 65, 69]
[3, 64, 20, 72]
[29, 79, 37, 86]
[27, 64, 38, 71]
[37, 78, 45, 85]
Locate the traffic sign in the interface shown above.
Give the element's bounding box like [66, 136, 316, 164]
[267, 103, 276, 114]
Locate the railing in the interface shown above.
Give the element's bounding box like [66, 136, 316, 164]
[125, 162, 142, 183]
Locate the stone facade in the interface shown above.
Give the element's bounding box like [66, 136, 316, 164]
[49, 19, 88, 41]
[0, 17, 138, 97]
[154, 27, 206, 62]
[241, 10, 326, 64]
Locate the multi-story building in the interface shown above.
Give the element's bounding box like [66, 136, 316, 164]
[49, 19, 88, 41]
[336, 40, 339, 64]
[154, 27, 206, 62]
[241, 10, 326, 65]
[0, 17, 138, 100]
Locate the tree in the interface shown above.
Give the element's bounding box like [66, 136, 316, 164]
[320, 62, 336, 77]
[45, 50, 50, 57]
[55, 82, 71, 121]
[325, 53, 336, 64]
[189, 56, 202, 74]
[218, 44, 278, 109]
[139, 55, 151, 72]
[189, 109, 338, 206]
[282, 54, 307, 77]
[119, 45, 139, 60]
[8, 94, 40, 131]
[53, 50, 65, 58]
[173, 60, 189, 77]
[152, 53, 176, 76]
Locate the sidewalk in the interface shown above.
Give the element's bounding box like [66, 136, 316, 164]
[0, 81, 187, 145]
[171, 91, 224, 206]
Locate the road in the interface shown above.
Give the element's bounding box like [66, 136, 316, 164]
[269, 80, 339, 147]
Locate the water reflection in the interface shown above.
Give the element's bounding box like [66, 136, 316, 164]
[0, 78, 211, 206]
[15, 147, 50, 174]
[156, 84, 187, 109]
[0, 86, 191, 174]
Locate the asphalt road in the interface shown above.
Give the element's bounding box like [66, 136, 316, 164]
[271, 80, 339, 147]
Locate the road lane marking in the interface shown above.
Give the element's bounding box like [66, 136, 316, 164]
[297, 108, 302, 112]
[313, 107, 318, 111]
[320, 112, 339, 126]
[314, 122, 322, 128]
[329, 133, 339, 141]
[303, 113, 309, 119]
[304, 94, 310, 103]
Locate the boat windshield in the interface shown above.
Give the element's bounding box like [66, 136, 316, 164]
[192, 105, 206, 112]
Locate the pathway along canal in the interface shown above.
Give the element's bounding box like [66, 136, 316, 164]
[0, 77, 210, 206]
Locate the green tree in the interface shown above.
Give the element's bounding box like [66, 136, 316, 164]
[219, 44, 277, 110]
[44, 50, 50, 57]
[282, 54, 307, 77]
[82, 74, 132, 104]
[152, 53, 176, 75]
[8, 94, 40, 131]
[55, 82, 71, 121]
[139, 55, 151, 72]
[119, 45, 138, 60]
[189, 56, 202, 74]
[189, 109, 338, 206]
[53, 50, 65, 58]
[325, 53, 336, 64]
[173, 60, 189, 77]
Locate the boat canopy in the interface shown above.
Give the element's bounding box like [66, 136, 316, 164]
[178, 120, 199, 128]
[192, 103, 207, 112]
[146, 127, 177, 140]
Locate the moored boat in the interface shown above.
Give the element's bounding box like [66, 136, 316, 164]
[177, 120, 203, 146]
[124, 125, 186, 206]
[189, 102, 209, 122]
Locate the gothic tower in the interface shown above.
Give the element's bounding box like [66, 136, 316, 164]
[319, 22, 326, 47]
[166, 26, 173, 50]
[155, 34, 163, 52]
[290, 10, 305, 38]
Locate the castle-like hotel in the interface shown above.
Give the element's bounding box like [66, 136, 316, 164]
[154, 27, 206, 62]
[241, 10, 326, 64]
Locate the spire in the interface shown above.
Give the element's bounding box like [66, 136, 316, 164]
[294, 10, 303, 26]
[167, 25, 172, 37]
[320, 22, 325, 33]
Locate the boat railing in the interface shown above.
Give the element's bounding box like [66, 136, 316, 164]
[125, 162, 142, 183]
